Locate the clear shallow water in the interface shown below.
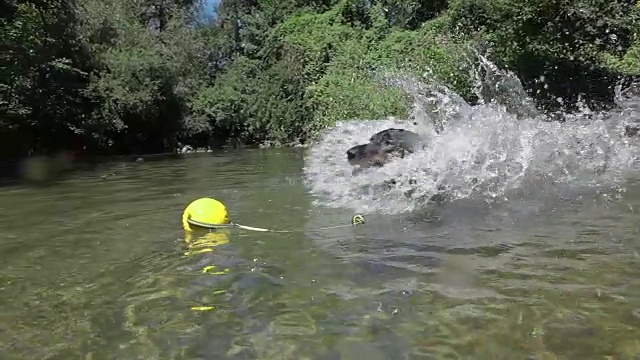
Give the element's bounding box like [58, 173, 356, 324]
[1, 149, 640, 359]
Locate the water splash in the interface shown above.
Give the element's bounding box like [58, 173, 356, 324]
[303, 55, 640, 214]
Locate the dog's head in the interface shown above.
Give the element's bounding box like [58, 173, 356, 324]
[346, 142, 409, 174]
[625, 124, 640, 137]
[346, 128, 425, 174]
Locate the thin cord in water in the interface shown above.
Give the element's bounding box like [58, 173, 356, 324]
[186, 214, 366, 233]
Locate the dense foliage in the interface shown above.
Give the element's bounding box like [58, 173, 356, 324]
[1, 0, 639, 158]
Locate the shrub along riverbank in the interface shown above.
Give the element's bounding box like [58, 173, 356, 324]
[2, 0, 639, 159]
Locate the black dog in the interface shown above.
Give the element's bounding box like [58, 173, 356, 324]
[346, 128, 425, 174]
[346, 128, 452, 203]
[625, 124, 640, 137]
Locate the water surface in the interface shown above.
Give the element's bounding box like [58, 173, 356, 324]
[1, 148, 640, 359]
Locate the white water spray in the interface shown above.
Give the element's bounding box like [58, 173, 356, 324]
[303, 56, 640, 214]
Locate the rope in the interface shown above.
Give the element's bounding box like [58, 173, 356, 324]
[186, 214, 366, 233]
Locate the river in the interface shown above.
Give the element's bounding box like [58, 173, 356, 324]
[1, 147, 640, 359]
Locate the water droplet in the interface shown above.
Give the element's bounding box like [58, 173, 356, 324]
[304, 59, 640, 214]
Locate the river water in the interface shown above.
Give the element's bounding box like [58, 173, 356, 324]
[1, 147, 640, 359]
[2, 59, 640, 358]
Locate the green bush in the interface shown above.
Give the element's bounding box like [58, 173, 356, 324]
[448, 0, 640, 110]
[3, 0, 640, 155]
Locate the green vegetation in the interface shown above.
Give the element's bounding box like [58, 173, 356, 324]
[1, 0, 639, 158]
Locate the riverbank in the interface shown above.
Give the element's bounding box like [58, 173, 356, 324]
[0, 142, 315, 186]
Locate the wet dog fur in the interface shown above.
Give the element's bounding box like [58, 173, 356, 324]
[346, 128, 425, 174]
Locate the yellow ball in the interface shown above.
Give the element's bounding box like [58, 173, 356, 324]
[182, 197, 230, 231]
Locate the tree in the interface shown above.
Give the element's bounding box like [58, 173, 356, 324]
[0, 0, 96, 158]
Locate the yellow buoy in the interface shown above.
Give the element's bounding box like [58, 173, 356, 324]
[182, 197, 230, 232]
